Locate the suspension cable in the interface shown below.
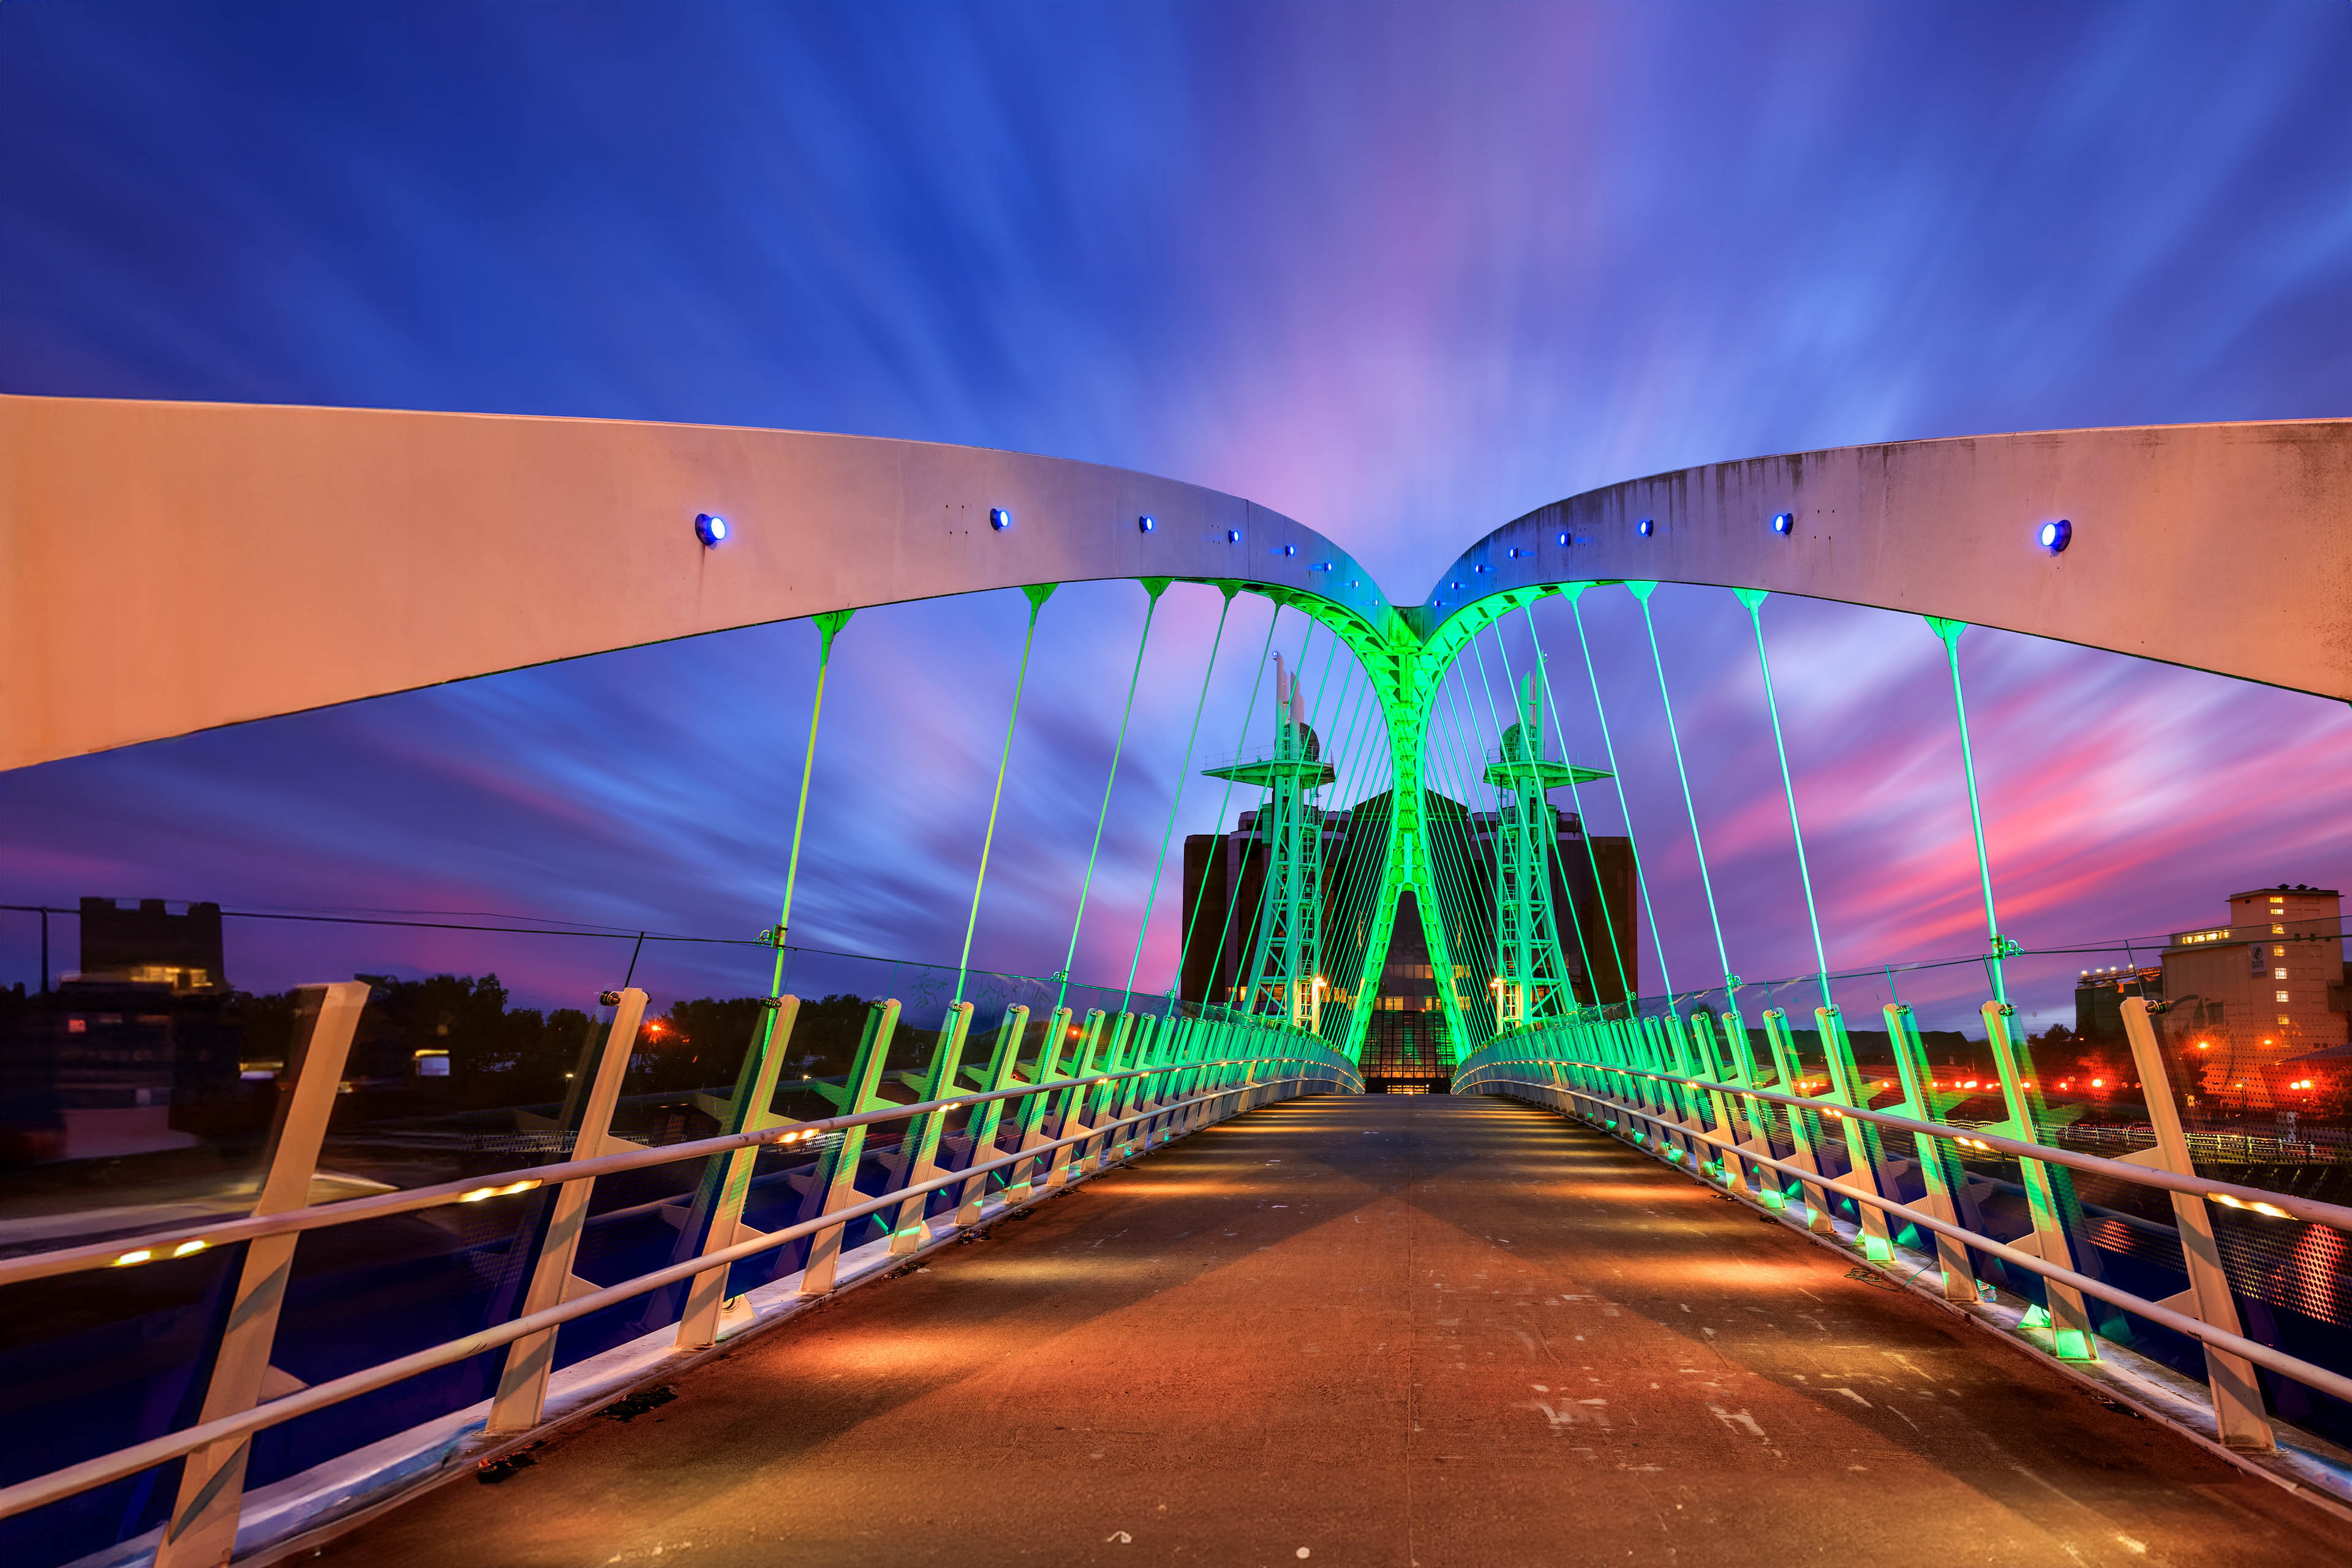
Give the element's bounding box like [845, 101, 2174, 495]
[1630, 582, 1736, 1002]
[1927, 616, 2011, 1005]
[1522, 596, 1635, 1015]
[1177, 601, 1283, 1011]
[1486, 612, 1602, 1023]
[1569, 590, 1677, 1013]
[1054, 582, 1167, 1013]
[766, 609, 853, 980]
[1738, 590, 1833, 1012]
[1120, 589, 1235, 1011]
[952, 584, 1055, 1007]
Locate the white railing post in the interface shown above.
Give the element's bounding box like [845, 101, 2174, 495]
[2120, 998, 2275, 1451]
[954, 1006, 1030, 1225]
[487, 989, 649, 1433]
[799, 1000, 901, 1295]
[675, 996, 801, 1350]
[154, 982, 368, 1568]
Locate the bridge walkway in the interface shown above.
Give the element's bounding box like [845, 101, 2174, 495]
[314, 1096, 2339, 1567]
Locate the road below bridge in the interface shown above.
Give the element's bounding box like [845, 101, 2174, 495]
[318, 1095, 2340, 1567]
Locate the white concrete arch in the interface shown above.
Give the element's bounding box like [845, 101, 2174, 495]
[0, 394, 1393, 771]
[1417, 420, 2352, 700]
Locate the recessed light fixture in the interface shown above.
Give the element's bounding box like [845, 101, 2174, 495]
[1771, 513, 1793, 535]
[1226, 529, 1242, 543]
[694, 513, 729, 547]
[1637, 518, 1654, 537]
[990, 508, 1012, 531]
[1283, 543, 1297, 557]
[2038, 518, 2073, 554]
[1137, 514, 1155, 534]
[1557, 530, 1569, 546]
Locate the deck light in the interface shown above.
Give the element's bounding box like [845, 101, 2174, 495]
[1771, 513, 1793, 535]
[2038, 518, 2072, 554]
[990, 508, 1013, 531]
[694, 513, 729, 547]
[1137, 514, 1155, 534]
[1637, 518, 1654, 537]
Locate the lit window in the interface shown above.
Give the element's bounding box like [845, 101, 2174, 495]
[2275, 968, 2288, 979]
[2273, 925, 2285, 935]
[2277, 990, 2291, 1003]
[2274, 946, 2286, 956]
[2278, 1015, 2291, 1025]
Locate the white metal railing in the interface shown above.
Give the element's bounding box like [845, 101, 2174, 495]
[0, 980, 1358, 1566]
[1455, 995, 2352, 1463]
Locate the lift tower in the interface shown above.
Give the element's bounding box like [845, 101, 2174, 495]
[1205, 652, 1336, 1030]
[1483, 674, 1610, 1029]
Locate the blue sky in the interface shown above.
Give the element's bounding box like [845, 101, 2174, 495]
[4, 2, 2350, 1033]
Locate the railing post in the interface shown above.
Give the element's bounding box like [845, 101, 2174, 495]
[2119, 998, 2275, 1450]
[1006, 1006, 1074, 1200]
[1817, 1006, 1897, 1262]
[154, 982, 368, 1568]
[889, 1001, 975, 1251]
[1882, 1003, 1981, 1303]
[675, 995, 802, 1349]
[1077, 1011, 1135, 1174]
[487, 988, 649, 1433]
[954, 1005, 1030, 1225]
[1047, 1009, 1107, 1188]
[1981, 1000, 2098, 1360]
[1760, 1009, 1836, 1232]
[799, 999, 901, 1295]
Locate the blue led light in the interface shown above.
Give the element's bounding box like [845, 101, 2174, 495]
[1283, 543, 1296, 556]
[990, 508, 1012, 531]
[1226, 529, 1242, 543]
[1637, 518, 1654, 537]
[2038, 518, 2073, 554]
[1137, 514, 1155, 534]
[1557, 530, 1569, 546]
[694, 513, 729, 547]
[1771, 512, 1793, 535]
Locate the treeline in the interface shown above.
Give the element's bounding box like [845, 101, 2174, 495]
[350, 974, 888, 1107]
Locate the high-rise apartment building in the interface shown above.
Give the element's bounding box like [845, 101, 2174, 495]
[2161, 884, 2348, 1053]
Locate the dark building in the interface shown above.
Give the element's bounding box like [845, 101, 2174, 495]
[2073, 965, 2163, 1043]
[1180, 788, 1637, 1085]
[0, 899, 241, 1164]
[76, 896, 228, 992]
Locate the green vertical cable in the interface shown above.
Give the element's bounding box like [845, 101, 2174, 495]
[1738, 590, 1833, 1011]
[1120, 590, 1235, 1011]
[1522, 596, 1634, 1016]
[1569, 592, 1676, 1013]
[1926, 616, 2011, 1005]
[764, 609, 854, 983]
[1055, 581, 1167, 1013]
[1297, 657, 1380, 1042]
[1630, 583, 1736, 1000]
[952, 584, 1055, 1007]
[1178, 602, 1283, 1009]
[1487, 616, 1600, 1022]
[1430, 660, 1506, 1040]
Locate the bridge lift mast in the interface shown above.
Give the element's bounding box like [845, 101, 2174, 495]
[1482, 673, 1610, 1029]
[1207, 652, 1336, 1031]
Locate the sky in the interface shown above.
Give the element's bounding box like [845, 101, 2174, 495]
[3, 1, 2351, 1035]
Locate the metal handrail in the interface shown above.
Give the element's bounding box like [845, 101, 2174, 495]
[1455, 1053, 2352, 1233]
[0, 1069, 1344, 1525]
[1479, 1077, 2352, 1411]
[0, 1050, 1355, 1289]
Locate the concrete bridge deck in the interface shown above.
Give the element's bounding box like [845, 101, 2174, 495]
[314, 1096, 2340, 1567]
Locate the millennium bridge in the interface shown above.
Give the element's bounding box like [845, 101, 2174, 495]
[3, 396, 2351, 1565]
